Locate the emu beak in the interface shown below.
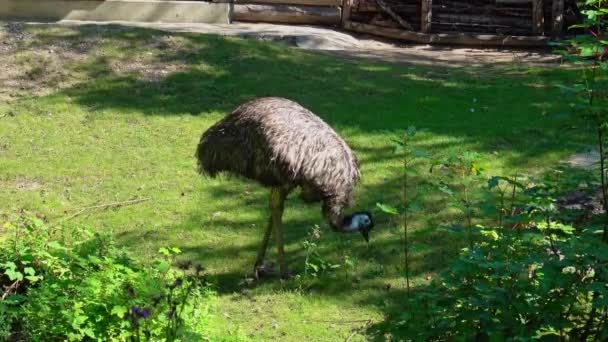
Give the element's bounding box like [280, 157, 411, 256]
[360, 229, 370, 243]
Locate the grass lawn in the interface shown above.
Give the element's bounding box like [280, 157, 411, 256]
[0, 22, 595, 340]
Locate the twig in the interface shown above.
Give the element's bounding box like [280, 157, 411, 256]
[316, 319, 372, 325]
[344, 319, 372, 342]
[375, 0, 414, 31]
[58, 198, 151, 223]
[2, 280, 21, 300]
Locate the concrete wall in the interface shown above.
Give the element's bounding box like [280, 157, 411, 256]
[0, 0, 230, 24]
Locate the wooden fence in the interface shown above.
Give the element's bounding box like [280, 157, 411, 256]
[0, 0, 582, 46]
[230, 0, 581, 46]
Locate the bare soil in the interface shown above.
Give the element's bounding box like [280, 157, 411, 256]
[29, 20, 563, 67]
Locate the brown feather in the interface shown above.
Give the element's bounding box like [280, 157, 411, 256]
[196, 97, 361, 230]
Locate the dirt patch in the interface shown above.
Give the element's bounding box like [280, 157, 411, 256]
[13, 177, 43, 191]
[0, 23, 93, 102]
[39, 20, 563, 67]
[0, 20, 566, 103]
[109, 59, 187, 81]
[565, 150, 600, 170]
[108, 34, 193, 81]
[557, 188, 604, 223]
[0, 23, 200, 102]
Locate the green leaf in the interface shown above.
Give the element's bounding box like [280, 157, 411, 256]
[580, 45, 601, 57]
[480, 229, 499, 241]
[437, 184, 454, 197]
[1, 261, 17, 270]
[155, 261, 171, 273]
[23, 267, 35, 276]
[111, 305, 128, 318]
[25, 275, 42, 283]
[81, 327, 95, 338]
[376, 202, 398, 215]
[87, 255, 101, 265]
[5, 269, 23, 281]
[488, 176, 500, 189]
[47, 241, 67, 250]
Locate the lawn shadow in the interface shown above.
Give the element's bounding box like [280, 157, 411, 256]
[4, 22, 590, 168]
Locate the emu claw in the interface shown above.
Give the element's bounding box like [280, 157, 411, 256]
[254, 261, 276, 280]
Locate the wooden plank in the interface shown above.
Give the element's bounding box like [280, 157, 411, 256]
[420, 0, 432, 33]
[435, 13, 531, 28]
[375, 0, 413, 30]
[233, 4, 341, 25]
[234, 0, 341, 7]
[344, 20, 430, 42]
[343, 20, 550, 46]
[532, 0, 544, 35]
[341, 0, 352, 25]
[496, 0, 532, 3]
[551, 0, 564, 35]
[354, 1, 417, 14]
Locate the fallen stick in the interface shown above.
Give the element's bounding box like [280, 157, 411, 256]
[59, 198, 151, 223]
[317, 319, 372, 325]
[2, 280, 21, 301]
[344, 319, 372, 342]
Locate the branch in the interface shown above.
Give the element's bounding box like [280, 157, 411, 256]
[344, 319, 372, 342]
[2, 280, 21, 300]
[375, 0, 414, 31]
[316, 319, 372, 325]
[59, 198, 151, 223]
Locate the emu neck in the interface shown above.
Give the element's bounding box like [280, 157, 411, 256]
[323, 204, 356, 233]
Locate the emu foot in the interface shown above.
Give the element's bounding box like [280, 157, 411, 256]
[254, 261, 276, 280]
[279, 270, 293, 280]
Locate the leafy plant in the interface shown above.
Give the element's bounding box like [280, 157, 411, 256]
[0, 213, 214, 341]
[383, 170, 608, 340]
[301, 225, 341, 279]
[555, 0, 608, 240]
[377, 127, 428, 296]
[431, 149, 484, 248]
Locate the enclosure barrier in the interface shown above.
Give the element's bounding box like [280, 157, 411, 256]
[230, 0, 576, 46]
[0, 0, 230, 24]
[0, 0, 581, 47]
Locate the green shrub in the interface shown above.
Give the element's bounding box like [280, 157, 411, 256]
[393, 228, 608, 340]
[0, 213, 214, 341]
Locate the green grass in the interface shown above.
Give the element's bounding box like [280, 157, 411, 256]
[0, 23, 596, 340]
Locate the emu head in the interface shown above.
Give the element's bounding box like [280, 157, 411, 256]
[344, 211, 374, 243]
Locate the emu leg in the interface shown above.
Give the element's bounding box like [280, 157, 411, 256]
[253, 215, 273, 277]
[271, 187, 289, 279]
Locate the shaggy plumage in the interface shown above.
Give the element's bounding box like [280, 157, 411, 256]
[196, 97, 361, 229]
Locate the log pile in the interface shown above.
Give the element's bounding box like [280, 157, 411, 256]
[346, 0, 580, 36]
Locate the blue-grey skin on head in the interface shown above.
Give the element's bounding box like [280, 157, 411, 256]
[342, 211, 374, 242]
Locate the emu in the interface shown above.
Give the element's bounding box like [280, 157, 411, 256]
[196, 97, 374, 279]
